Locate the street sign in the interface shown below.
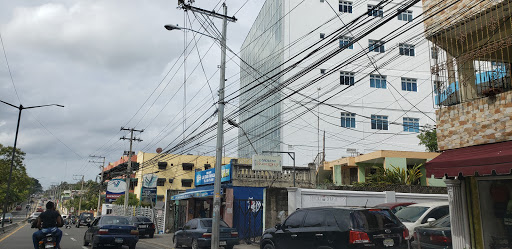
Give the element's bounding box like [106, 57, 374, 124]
[252, 155, 282, 171]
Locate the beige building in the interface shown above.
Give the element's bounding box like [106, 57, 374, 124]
[133, 152, 234, 203]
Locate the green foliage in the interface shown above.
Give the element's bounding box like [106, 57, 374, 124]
[0, 143, 39, 210]
[418, 129, 438, 152]
[363, 164, 423, 186]
[62, 180, 102, 213]
[114, 193, 143, 206]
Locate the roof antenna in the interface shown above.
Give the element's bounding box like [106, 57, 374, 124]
[364, 199, 369, 208]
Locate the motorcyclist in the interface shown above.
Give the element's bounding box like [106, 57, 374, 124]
[32, 201, 63, 249]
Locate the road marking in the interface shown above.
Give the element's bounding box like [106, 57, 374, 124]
[0, 223, 26, 243]
[82, 247, 88, 249]
[70, 237, 77, 241]
[65, 233, 69, 236]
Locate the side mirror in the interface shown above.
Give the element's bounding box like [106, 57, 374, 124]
[275, 223, 282, 230]
[427, 218, 436, 224]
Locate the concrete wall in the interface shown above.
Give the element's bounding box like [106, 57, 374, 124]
[287, 188, 448, 215]
[264, 188, 288, 229]
[436, 90, 512, 150]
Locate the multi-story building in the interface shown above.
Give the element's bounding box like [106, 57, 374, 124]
[422, 0, 512, 248]
[239, 0, 436, 167]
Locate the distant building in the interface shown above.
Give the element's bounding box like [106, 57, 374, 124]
[239, 0, 435, 167]
[324, 150, 443, 186]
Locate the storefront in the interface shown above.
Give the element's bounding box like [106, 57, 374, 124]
[169, 159, 265, 239]
[426, 141, 512, 249]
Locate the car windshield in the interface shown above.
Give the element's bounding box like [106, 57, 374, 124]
[101, 216, 130, 225]
[431, 215, 450, 227]
[351, 209, 402, 230]
[395, 206, 429, 223]
[201, 220, 229, 228]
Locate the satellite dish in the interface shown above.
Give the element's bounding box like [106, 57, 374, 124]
[156, 148, 163, 153]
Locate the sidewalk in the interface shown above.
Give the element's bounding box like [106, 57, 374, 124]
[139, 233, 260, 249]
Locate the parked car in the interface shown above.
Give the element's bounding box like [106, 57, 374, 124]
[128, 216, 156, 238]
[411, 214, 452, 249]
[0, 213, 13, 223]
[83, 215, 139, 249]
[260, 206, 409, 249]
[394, 202, 449, 240]
[28, 212, 41, 223]
[76, 212, 94, 227]
[15, 205, 22, 211]
[374, 202, 416, 214]
[173, 218, 239, 249]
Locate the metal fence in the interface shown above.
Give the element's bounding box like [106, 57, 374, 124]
[110, 204, 165, 233]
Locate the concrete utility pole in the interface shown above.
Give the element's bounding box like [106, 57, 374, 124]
[74, 175, 85, 216]
[120, 127, 143, 216]
[90, 155, 105, 216]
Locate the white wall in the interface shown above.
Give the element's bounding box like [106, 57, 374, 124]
[287, 188, 447, 215]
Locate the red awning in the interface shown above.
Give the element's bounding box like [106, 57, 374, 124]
[426, 141, 512, 178]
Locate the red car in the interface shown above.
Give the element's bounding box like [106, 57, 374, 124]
[36, 207, 44, 212]
[374, 202, 415, 213]
[15, 205, 22, 211]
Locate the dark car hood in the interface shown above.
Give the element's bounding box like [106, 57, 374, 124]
[263, 228, 277, 234]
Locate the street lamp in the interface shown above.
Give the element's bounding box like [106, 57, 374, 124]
[227, 119, 258, 155]
[164, 24, 220, 41]
[0, 100, 64, 228]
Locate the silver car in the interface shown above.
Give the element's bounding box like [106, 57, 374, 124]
[0, 213, 13, 223]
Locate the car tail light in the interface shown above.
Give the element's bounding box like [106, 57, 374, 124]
[98, 229, 109, 235]
[202, 233, 212, 238]
[349, 230, 370, 244]
[131, 230, 139, 235]
[151, 223, 155, 229]
[430, 235, 451, 244]
[403, 228, 409, 239]
[231, 231, 238, 237]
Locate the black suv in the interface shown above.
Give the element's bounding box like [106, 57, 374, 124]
[76, 212, 94, 228]
[260, 207, 408, 249]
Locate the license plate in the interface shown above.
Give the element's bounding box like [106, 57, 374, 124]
[220, 241, 227, 246]
[115, 238, 124, 243]
[45, 245, 54, 249]
[383, 238, 394, 247]
[139, 225, 147, 228]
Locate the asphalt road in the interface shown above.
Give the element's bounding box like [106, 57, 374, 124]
[0, 221, 171, 249]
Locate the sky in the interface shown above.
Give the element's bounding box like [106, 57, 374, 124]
[0, 0, 264, 188]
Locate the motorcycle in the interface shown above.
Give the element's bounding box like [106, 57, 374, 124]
[37, 227, 59, 249]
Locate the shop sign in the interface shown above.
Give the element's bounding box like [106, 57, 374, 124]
[106, 179, 126, 203]
[252, 155, 282, 171]
[195, 164, 231, 186]
[142, 173, 158, 188]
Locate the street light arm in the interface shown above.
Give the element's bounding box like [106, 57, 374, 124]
[24, 104, 65, 109]
[164, 24, 220, 41]
[0, 99, 19, 109]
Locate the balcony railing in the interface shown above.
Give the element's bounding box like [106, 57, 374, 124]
[231, 161, 316, 188]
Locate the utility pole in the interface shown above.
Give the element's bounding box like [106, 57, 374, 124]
[177, 1, 236, 247]
[120, 127, 143, 216]
[90, 155, 106, 216]
[74, 175, 85, 216]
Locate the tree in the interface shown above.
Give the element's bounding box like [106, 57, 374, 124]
[114, 193, 142, 206]
[418, 128, 438, 152]
[0, 143, 33, 209]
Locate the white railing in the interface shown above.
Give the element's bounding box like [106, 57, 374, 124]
[110, 204, 165, 233]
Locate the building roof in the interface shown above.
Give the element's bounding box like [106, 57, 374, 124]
[324, 150, 440, 170]
[426, 140, 512, 178]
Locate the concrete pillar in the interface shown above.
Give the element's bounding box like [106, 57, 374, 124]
[385, 191, 396, 203]
[287, 188, 301, 215]
[445, 179, 471, 249]
[457, 60, 478, 101]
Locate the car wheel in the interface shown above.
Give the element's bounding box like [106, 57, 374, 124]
[225, 246, 234, 249]
[191, 239, 201, 249]
[149, 233, 154, 238]
[129, 244, 136, 249]
[83, 235, 89, 246]
[91, 243, 99, 249]
[262, 243, 275, 249]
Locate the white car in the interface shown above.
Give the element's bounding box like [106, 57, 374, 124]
[28, 212, 41, 223]
[394, 202, 449, 240]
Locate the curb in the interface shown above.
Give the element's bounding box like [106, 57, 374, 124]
[0, 223, 19, 235]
